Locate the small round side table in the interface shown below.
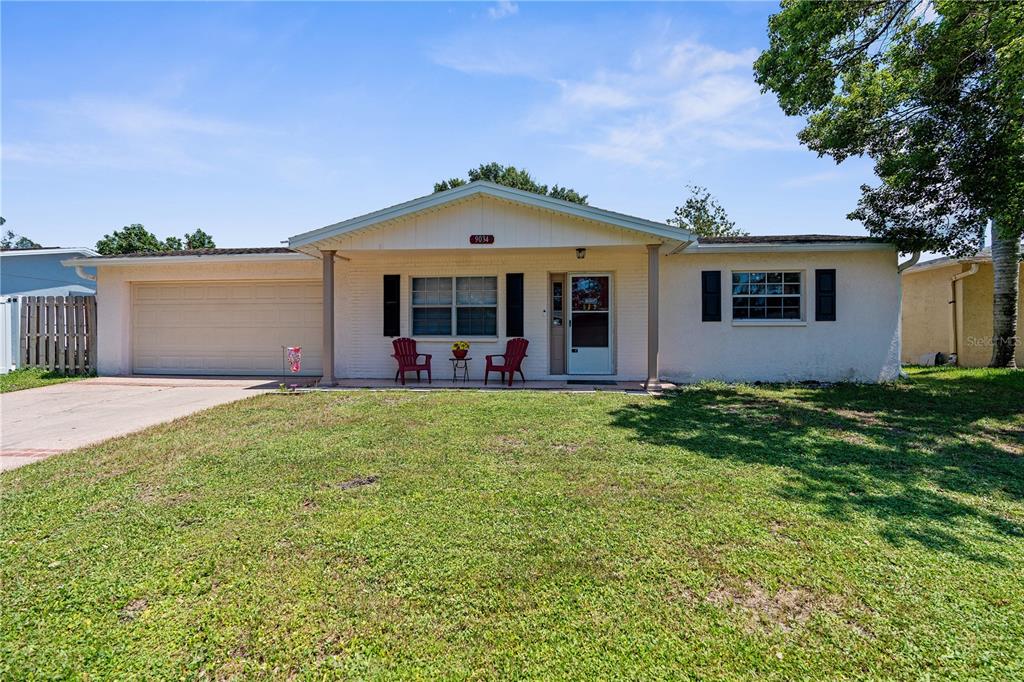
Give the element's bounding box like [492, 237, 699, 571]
[449, 356, 471, 382]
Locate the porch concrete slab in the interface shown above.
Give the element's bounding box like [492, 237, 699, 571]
[1, 377, 272, 472]
[321, 378, 673, 392]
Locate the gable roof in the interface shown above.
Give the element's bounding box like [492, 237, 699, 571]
[288, 180, 694, 249]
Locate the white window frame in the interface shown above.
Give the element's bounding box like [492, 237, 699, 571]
[730, 270, 805, 323]
[410, 275, 499, 337]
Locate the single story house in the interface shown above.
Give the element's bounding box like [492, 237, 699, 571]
[62, 181, 903, 384]
[1, 246, 97, 373]
[901, 249, 1023, 367]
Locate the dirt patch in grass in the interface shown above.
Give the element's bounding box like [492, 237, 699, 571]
[336, 475, 378, 490]
[119, 598, 148, 622]
[136, 484, 193, 506]
[707, 581, 839, 633]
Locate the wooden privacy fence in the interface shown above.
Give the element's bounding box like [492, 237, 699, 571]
[19, 296, 97, 375]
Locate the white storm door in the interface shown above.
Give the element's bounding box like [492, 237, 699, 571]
[567, 274, 613, 375]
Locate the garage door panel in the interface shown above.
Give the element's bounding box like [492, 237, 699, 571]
[133, 281, 323, 375]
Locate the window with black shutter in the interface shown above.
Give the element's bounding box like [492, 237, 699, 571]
[506, 273, 524, 337]
[383, 275, 400, 336]
[701, 271, 721, 322]
[815, 269, 836, 321]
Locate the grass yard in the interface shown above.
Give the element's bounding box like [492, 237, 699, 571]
[2, 367, 1022, 679]
[0, 367, 90, 393]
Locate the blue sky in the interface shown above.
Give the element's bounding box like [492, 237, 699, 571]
[2, 1, 879, 249]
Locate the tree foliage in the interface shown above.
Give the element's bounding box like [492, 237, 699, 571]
[184, 228, 216, 250]
[667, 185, 747, 238]
[754, 0, 1023, 255]
[95, 224, 217, 255]
[434, 163, 589, 204]
[755, 0, 1023, 366]
[0, 217, 42, 249]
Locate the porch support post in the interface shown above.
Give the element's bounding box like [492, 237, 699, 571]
[646, 244, 660, 389]
[321, 249, 336, 386]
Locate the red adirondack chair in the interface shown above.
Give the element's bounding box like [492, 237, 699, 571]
[392, 338, 432, 385]
[485, 338, 529, 387]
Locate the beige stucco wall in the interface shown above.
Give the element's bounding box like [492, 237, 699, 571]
[901, 263, 959, 364]
[901, 262, 1024, 367]
[95, 259, 321, 375]
[661, 249, 901, 383]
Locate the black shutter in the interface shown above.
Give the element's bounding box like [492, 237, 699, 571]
[815, 269, 836, 321]
[506, 273, 524, 337]
[701, 271, 721, 322]
[383, 275, 400, 336]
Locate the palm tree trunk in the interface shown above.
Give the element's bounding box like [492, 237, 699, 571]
[989, 220, 1020, 368]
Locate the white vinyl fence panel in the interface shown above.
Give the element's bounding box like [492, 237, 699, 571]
[0, 297, 17, 374]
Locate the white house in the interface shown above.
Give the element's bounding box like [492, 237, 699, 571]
[62, 182, 902, 384]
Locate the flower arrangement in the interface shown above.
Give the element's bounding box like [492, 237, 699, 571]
[451, 340, 470, 359]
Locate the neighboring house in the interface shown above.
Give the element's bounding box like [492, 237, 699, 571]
[1, 247, 98, 296]
[901, 250, 1023, 367]
[1, 247, 98, 373]
[62, 181, 902, 383]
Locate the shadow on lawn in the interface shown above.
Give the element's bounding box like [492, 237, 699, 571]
[610, 368, 1024, 564]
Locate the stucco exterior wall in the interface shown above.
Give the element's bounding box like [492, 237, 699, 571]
[660, 249, 901, 383]
[901, 262, 1024, 367]
[94, 259, 320, 375]
[901, 263, 959, 364]
[333, 246, 650, 381]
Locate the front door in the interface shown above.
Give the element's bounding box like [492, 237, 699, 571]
[568, 274, 612, 374]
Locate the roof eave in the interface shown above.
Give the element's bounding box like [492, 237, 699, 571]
[61, 252, 315, 267]
[679, 241, 895, 254]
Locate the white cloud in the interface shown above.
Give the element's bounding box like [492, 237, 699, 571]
[7, 96, 257, 175]
[29, 96, 251, 137]
[432, 27, 797, 166]
[488, 1, 518, 20]
[558, 80, 637, 109]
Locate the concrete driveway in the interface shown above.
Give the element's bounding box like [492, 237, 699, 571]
[1, 377, 274, 471]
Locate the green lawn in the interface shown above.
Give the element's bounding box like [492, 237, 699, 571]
[0, 367, 89, 393]
[2, 367, 1022, 679]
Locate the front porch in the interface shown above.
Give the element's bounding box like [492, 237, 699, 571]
[286, 182, 691, 389]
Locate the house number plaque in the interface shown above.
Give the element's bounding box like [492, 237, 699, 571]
[469, 234, 495, 244]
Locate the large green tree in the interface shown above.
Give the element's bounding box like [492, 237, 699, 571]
[434, 162, 589, 205]
[755, 0, 1023, 367]
[667, 185, 748, 238]
[95, 224, 217, 255]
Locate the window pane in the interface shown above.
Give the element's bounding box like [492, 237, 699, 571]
[767, 272, 783, 284]
[456, 307, 496, 336]
[750, 272, 766, 284]
[571, 312, 609, 347]
[456, 276, 497, 305]
[572, 276, 610, 311]
[784, 272, 801, 284]
[412, 277, 452, 305]
[412, 307, 451, 335]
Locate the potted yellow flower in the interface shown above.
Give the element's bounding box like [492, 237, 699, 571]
[451, 340, 470, 359]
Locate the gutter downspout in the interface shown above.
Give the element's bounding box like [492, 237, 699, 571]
[950, 263, 980, 360]
[74, 266, 97, 282]
[898, 251, 921, 273]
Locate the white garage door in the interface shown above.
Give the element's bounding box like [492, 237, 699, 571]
[132, 281, 323, 375]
